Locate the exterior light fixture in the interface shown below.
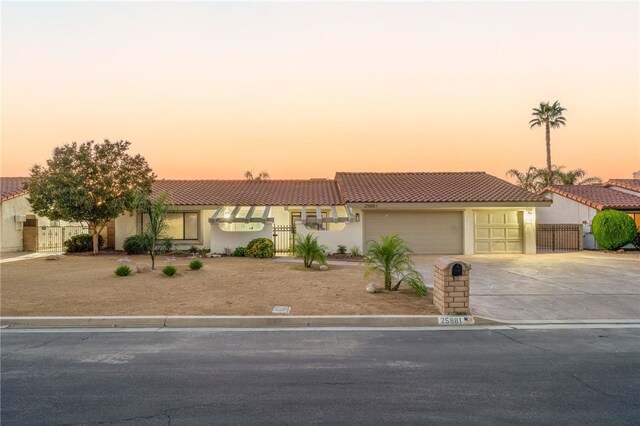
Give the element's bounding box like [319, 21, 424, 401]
[355, 213, 361, 222]
[524, 210, 534, 224]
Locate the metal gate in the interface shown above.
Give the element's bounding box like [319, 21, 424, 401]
[536, 224, 582, 252]
[273, 225, 295, 254]
[38, 225, 89, 252]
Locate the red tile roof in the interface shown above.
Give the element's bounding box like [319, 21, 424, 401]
[153, 179, 344, 206]
[603, 179, 640, 194]
[335, 172, 549, 204]
[0, 177, 29, 202]
[542, 185, 640, 211]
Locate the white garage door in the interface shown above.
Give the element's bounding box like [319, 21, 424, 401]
[474, 211, 523, 254]
[364, 211, 463, 254]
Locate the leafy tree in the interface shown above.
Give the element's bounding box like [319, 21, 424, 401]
[244, 170, 270, 181]
[364, 234, 427, 296]
[27, 140, 155, 254]
[506, 166, 542, 192]
[135, 192, 172, 270]
[294, 233, 327, 268]
[529, 101, 567, 176]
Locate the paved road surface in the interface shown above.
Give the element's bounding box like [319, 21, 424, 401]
[2, 328, 639, 425]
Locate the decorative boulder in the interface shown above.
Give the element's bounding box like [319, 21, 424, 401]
[366, 283, 379, 294]
[319, 264, 329, 271]
[45, 255, 60, 261]
[136, 264, 151, 273]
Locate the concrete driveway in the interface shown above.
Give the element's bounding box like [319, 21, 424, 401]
[413, 252, 640, 322]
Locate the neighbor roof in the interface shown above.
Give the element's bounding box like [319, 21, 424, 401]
[152, 179, 344, 206]
[0, 177, 29, 202]
[542, 185, 640, 211]
[335, 172, 549, 204]
[603, 179, 640, 193]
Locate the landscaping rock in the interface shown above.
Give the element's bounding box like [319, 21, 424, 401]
[366, 283, 379, 294]
[45, 255, 60, 261]
[136, 264, 151, 273]
[319, 264, 329, 271]
[207, 253, 221, 258]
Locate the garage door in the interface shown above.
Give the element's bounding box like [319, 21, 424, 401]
[474, 211, 522, 254]
[364, 211, 463, 254]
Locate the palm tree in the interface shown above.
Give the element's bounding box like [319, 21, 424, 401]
[506, 166, 544, 192]
[294, 233, 327, 268]
[363, 234, 426, 296]
[529, 101, 567, 176]
[555, 167, 602, 185]
[244, 170, 270, 181]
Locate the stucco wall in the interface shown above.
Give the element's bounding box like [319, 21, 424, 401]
[210, 222, 274, 253]
[1, 196, 31, 252]
[536, 192, 599, 249]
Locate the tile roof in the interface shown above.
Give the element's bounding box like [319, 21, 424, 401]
[542, 185, 640, 211]
[0, 177, 29, 202]
[603, 179, 640, 194]
[152, 179, 344, 206]
[334, 172, 549, 204]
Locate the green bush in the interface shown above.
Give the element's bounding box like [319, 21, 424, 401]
[336, 244, 347, 255]
[294, 233, 327, 268]
[245, 238, 274, 258]
[592, 209, 637, 250]
[64, 233, 105, 253]
[348, 246, 362, 257]
[162, 265, 177, 276]
[114, 265, 131, 276]
[233, 246, 246, 257]
[157, 238, 174, 253]
[188, 246, 199, 254]
[189, 259, 203, 270]
[123, 234, 150, 255]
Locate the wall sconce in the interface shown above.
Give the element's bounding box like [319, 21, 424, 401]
[355, 213, 360, 222]
[524, 210, 534, 224]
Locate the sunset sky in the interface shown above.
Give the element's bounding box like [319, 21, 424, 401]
[2, 1, 638, 182]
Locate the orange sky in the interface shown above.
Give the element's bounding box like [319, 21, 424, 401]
[2, 2, 638, 182]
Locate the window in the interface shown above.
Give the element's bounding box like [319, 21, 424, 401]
[627, 213, 640, 230]
[142, 212, 199, 240]
[290, 211, 345, 231]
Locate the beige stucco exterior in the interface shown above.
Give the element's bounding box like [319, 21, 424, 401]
[1, 195, 31, 252]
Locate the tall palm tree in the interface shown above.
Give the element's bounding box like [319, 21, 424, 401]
[529, 101, 567, 176]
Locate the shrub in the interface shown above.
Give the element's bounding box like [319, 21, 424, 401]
[157, 238, 174, 253]
[348, 246, 362, 257]
[633, 233, 640, 250]
[188, 245, 199, 254]
[189, 259, 203, 270]
[198, 248, 211, 257]
[223, 247, 232, 256]
[592, 210, 637, 250]
[233, 246, 246, 257]
[245, 238, 274, 258]
[336, 244, 347, 255]
[64, 233, 105, 253]
[123, 234, 150, 255]
[162, 265, 177, 276]
[114, 265, 131, 276]
[294, 233, 327, 268]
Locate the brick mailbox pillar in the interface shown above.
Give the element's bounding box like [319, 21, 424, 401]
[433, 257, 471, 315]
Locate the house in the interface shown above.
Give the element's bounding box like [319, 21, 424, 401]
[1, 177, 31, 252]
[537, 172, 640, 249]
[115, 172, 550, 255]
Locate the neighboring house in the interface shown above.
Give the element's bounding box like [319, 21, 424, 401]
[0, 177, 31, 252]
[537, 176, 640, 249]
[115, 172, 550, 255]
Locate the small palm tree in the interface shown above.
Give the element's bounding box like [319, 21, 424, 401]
[294, 233, 327, 268]
[364, 234, 427, 296]
[555, 167, 602, 185]
[506, 166, 544, 192]
[529, 101, 567, 176]
[244, 170, 270, 181]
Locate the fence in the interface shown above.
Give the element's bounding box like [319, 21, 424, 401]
[37, 225, 89, 252]
[273, 225, 295, 254]
[536, 224, 582, 252]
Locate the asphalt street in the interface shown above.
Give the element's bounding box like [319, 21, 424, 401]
[2, 328, 639, 425]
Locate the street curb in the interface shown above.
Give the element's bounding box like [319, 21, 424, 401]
[0, 315, 475, 329]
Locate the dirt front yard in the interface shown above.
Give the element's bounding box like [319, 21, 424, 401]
[0, 254, 436, 316]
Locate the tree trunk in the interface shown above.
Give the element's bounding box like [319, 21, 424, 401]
[384, 274, 392, 290]
[391, 281, 401, 291]
[150, 250, 156, 270]
[545, 123, 552, 176]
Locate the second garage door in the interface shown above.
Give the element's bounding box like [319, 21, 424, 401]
[364, 211, 463, 254]
[474, 210, 523, 253]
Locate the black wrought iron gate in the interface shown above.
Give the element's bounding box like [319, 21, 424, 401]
[536, 224, 582, 252]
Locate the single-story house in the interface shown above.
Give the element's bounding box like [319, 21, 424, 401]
[537, 173, 640, 249]
[115, 171, 551, 255]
